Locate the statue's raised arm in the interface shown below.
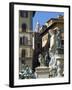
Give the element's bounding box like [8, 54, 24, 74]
[49, 29, 56, 53]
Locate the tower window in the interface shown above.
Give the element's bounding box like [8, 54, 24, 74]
[22, 23, 27, 32]
[21, 49, 25, 58]
[20, 37, 22, 45]
[21, 59, 25, 64]
[19, 10, 28, 18]
[19, 36, 28, 45]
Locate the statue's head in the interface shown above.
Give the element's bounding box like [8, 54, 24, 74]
[49, 29, 55, 36]
[53, 27, 60, 35]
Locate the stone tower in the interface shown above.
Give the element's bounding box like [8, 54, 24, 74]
[35, 21, 40, 32]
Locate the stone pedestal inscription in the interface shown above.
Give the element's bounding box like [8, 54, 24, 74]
[35, 66, 49, 78]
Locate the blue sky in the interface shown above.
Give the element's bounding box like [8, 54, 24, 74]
[33, 11, 64, 31]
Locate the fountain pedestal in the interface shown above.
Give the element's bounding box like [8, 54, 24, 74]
[35, 66, 49, 78]
[55, 54, 64, 77]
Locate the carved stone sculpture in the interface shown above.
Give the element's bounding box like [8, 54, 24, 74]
[49, 30, 56, 53]
[56, 30, 61, 48]
[45, 52, 50, 67]
[48, 30, 57, 77]
[38, 54, 44, 66]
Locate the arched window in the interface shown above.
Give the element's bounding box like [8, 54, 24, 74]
[19, 36, 28, 45]
[21, 49, 25, 58]
[19, 10, 28, 18]
[19, 37, 22, 45]
[22, 23, 27, 32]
